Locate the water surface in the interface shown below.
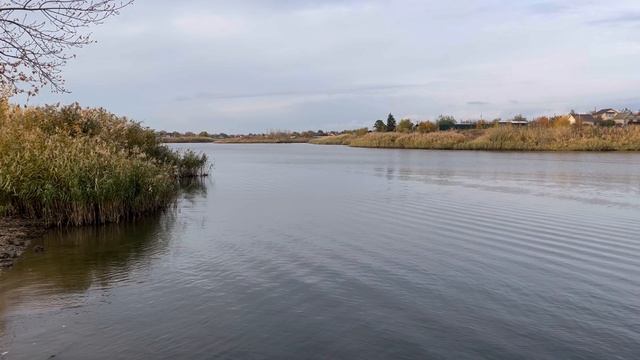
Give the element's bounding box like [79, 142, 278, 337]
[1, 144, 640, 359]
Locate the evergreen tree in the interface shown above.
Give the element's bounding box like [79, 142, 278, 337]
[386, 113, 396, 132]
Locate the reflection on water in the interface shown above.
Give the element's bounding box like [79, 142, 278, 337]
[0, 214, 174, 332]
[0, 180, 207, 337]
[1, 145, 640, 359]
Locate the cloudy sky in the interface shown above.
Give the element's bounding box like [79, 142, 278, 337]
[28, 0, 640, 133]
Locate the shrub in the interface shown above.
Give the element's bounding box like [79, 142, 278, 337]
[396, 119, 415, 133]
[416, 121, 437, 133]
[0, 101, 208, 226]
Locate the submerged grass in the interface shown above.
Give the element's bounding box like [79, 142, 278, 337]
[0, 101, 208, 226]
[311, 126, 640, 151]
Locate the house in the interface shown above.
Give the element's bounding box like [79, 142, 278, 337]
[613, 112, 636, 126]
[593, 108, 619, 121]
[498, 120, 529, 126]
[567, 113, 596, 125]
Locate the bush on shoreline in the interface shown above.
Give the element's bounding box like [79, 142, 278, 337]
[310, 126, 640, 151]
[0, 101, 208, 226]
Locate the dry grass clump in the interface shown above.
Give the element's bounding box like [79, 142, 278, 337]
[330, 132, 471, 149]
[349, 133, 402, 147]
[0, 101, 208, 226]
[394, 132, 470, 149]
[309, 134, 356, 145]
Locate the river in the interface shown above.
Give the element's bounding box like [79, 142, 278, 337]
[1, 144, 639, 359]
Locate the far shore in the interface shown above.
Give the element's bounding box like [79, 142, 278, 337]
[161, 126, 640, 152]
[215, 136, 312, 144]
[161, 135, 315, 144]
[310, 126, 640, 152]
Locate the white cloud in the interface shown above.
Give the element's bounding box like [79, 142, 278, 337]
[26, 0, 640, 133]
[172, 13, 247, 38]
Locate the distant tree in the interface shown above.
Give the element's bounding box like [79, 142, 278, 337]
[0, 0, 134, 95]
[198, 131, 210, 137]
[436, 115, 456, 131]
[416, 121, 437, 133]
[397, 119, 415, 133]
[513, 114, 528, 122]
[374, 120, 387, 132]
[386, 113, 397, 132]
[184, 131, 195, 137]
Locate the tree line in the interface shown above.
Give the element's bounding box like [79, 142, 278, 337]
[374, 114, 458, 133]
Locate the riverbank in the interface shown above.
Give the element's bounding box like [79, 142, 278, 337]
[160, 135, 315, 144]
[215, 135, 314, 144]
[310, 126, 640, 151]
[161, 136, 216, 143]
[0, 217, 45, 270]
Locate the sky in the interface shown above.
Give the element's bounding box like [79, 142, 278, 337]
[25, 0, 640, 133]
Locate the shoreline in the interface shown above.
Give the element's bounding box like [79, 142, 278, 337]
[0, 217, 46, 271]
[161, 136, 315, 144]
[309, 127, 640, 152]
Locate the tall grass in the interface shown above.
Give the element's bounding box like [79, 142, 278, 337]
[309, 134, 356, 145]
[0, 101, 208, 226]
[312, 126, 640, 151]
[463, 126, 640, 151]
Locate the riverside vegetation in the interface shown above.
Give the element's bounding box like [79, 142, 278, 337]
[159, 130, 327, 144]
[311, 115, 640, 151]
[0, 100, 208, 228]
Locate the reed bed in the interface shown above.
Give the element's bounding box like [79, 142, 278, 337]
[0, 101, 208, 226]
[312, 126, 640, 151]
[309, 134, 356, 145]
[462, 126, 640, 151]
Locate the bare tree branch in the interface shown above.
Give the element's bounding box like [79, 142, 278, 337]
[0, 0, 133, 95]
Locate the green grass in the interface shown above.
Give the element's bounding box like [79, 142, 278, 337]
[0, 101, 208, 226]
